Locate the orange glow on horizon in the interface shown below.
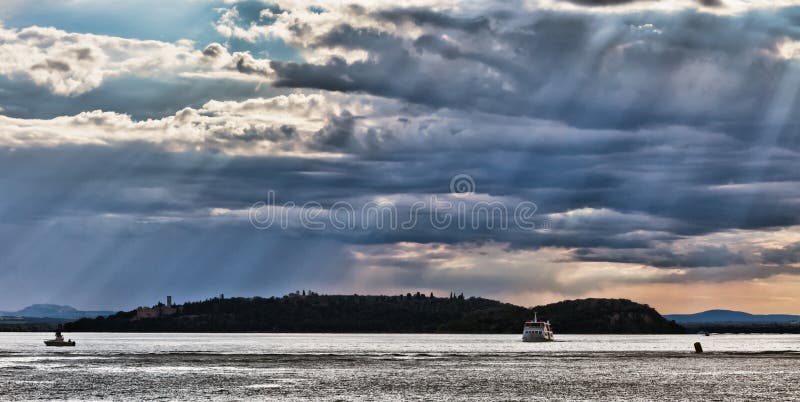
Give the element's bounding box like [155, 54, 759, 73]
[499, 274, 800, 315]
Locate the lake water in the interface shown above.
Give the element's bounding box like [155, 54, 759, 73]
[1, 333, 799, 400]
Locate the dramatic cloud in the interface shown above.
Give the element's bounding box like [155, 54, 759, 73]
[0, 25, 275, 97]
[1, 0, 800, 311]
[0, 25, 197, 95]
[214, 2, 800, 137]
[762, 242, 800, 265]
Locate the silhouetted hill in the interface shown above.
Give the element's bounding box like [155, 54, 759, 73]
[64, 294, 683, 334]
[665, 310, 800, 323]
[0, 304, 114, 319]
[528, 298, 684, 334]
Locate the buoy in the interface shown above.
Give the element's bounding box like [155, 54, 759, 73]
[694, 342, 703, 353]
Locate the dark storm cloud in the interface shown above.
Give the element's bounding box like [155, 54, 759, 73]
[213, 124, 297, 143]
[1, 127, 796, 252]
[562, 0, 721, 9]
[0, 119, 798, 308]
[374, 8, 492, 32]
[269, 7, 800, 138]
[316, 24, 406, 51]
[697, 0, 723, 7]
[312, 110, 359, 149]
[563, 0, 651, 5]
[762, 242, 800, 264]
[572, 245, 747, 268]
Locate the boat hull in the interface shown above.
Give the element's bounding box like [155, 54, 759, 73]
[522, 335, 554, 342]
[44, 340, 75, 347]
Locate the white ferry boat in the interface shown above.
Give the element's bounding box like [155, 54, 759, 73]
[521, 312, 554, 342]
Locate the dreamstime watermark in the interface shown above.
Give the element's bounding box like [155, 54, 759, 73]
[249, 174, 549, 232]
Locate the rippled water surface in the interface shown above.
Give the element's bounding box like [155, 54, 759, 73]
[1, 333, 799, 400]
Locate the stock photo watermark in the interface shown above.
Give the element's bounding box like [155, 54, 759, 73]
[249, 174, 549, 232]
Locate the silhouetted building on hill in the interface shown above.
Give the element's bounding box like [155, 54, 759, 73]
[134, 296, 179, 319]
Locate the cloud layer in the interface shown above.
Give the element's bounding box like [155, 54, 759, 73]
[0, 0, 799, 311]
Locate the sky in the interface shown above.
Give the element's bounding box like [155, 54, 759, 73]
[0, 0, 799, 313]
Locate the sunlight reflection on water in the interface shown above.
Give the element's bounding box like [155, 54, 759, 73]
[1, 333, 799, 400]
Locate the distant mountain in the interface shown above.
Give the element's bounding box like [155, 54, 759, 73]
[0, 315, 73, 332]
[665, 309, 800, 323]
[0, 304, 115, 319]
[64, 294, 684, 334]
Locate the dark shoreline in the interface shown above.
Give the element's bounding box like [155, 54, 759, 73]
[63, 295, 686, 334]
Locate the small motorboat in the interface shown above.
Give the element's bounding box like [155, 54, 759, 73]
[44, 330, 75, 347]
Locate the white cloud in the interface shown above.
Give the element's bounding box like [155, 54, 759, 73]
[0, 92, 334, 153]
[0, 25, 274, 96]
